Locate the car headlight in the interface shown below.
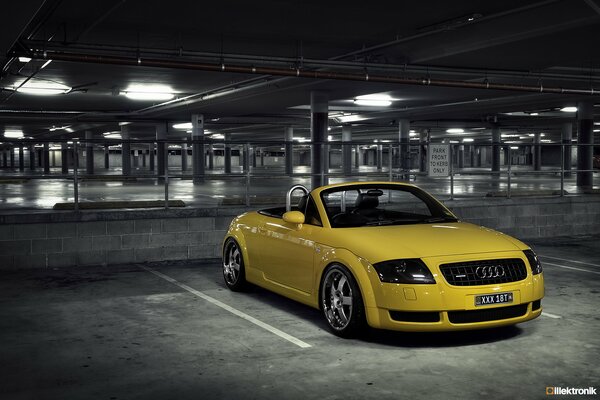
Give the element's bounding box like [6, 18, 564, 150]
[372, 259, 436, 284]
[523, 249, 543, 275]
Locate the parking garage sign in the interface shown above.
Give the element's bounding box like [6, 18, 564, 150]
[428, 144, 450, 177]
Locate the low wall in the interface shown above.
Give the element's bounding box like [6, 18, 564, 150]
[1, 196, 599, 269]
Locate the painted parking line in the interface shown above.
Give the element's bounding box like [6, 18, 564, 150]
[140, 265, 312, 349]
[541, 312, 562, 319]
[542, 261, 600, 276]
[539, 255, 600, 268]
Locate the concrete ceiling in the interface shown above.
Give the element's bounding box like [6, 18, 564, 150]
[1, 0, 600, 143]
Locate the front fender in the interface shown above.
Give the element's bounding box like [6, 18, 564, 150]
[314, 246, 381, 327]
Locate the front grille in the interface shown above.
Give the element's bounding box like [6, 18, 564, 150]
[439, 258, 527, 286]
[532, 300, 541, 311]
[389, 311, 440, 323]
[448, 304, 528, 324]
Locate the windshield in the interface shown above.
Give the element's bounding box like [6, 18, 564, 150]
[320, 184, 457, 228]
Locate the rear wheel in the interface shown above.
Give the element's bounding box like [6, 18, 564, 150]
[222, 238, 247, 291]
[321, 264, 366, 337]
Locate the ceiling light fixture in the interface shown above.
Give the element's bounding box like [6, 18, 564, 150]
[14, 80, 71, 95]
[122, 84, 174, 101]
[446, 128, 464, 133]
[560, 106, 577, 112]
[18, 57, 31, 63]
[463, 138, 474, 142]
[3, 130, 24, 138]
[353, 94, 393, 107]
[41, 60, 52, 69]
[173, 122, 193, 130]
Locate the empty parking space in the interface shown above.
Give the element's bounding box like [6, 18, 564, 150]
[0, 235, 598, 399]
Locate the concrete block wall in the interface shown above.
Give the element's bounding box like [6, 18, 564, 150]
[0, 196, 599, 269]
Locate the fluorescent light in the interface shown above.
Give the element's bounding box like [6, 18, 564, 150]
[41, 60, 52, 69]
[173, 122, 193, 130]
[18, 57, 31, 63]
[529, 112, 539, 116]
[294, 137, 310, 142]
[103, 133, 122, 139]
[449, 140, 459, 144]
[560, 106, 577, 112]
[124, 91, 174, 100]
[594, 129, 600, 132]
[409, 132, 417, 137]
[212, 134, 224, 139]
[3, 130, 24, 138]
[510, 146, 519, 150]
[327, 135, 333, 141]
[446, 128, 464, 133]
[122, 84, 174, 101]
[353, 94, 393, 107]
[14, 80, 70, 95]
[541, 139, 552, 143]
[463, 138, 474, 142]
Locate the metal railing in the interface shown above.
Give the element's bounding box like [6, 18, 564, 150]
[0, 138, 597, 211]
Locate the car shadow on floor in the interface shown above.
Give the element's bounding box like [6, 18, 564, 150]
[218, 279, 528, 348]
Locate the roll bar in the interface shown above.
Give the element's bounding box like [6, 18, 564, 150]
[286, 185, 309, 212]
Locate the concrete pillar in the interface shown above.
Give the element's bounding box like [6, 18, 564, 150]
[208, 145, 214, 170]
[121, 125, 131, 176]
[491, 125, 501, 172]
[458, 145, 465, 169]
[9, 147, 15, 168]
[42, 143, 49, 173]
[85, 131, 94, 175]
[28, 145, 35, 170]
[577, 101, 594, 187]
[562, 122, 572, 175]
[156, 123, 167, 177]
[354, 145, 360, 168]
[224, 133, 232, 174]
[149, 143, 155, 171]
[260, 149, 265, 167]
[243, 145, 250, 172]
[142, 150, 146, 168]
[376, 145, 383, 170]
[283, 126, 294, 175]
[341, 126, 352, 176]
[419, 130, 428, 172]
[61, 142, 68, 174]
[311, 92, 328, 188]
[104, 145, 109, 169]
[18, 146, 24, 171]
[191, 115, 205, 183]
[533, 133, 542, 171]
[181, 143, 188, 172]
[251, 147, 256, 168]
[2, 148, 6, 168]
[399, 119, 410, 171]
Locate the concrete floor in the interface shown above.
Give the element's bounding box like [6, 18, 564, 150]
[0, 165, 598, 211]
[0, 236, 598, 399]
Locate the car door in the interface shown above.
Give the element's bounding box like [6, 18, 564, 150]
[259, 197, 323, 293]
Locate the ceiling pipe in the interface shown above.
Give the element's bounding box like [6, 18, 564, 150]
[26, 50, 599, 96]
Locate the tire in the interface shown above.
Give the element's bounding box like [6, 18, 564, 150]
[320, 264, 366, 337]
[222, 238, 247, 291]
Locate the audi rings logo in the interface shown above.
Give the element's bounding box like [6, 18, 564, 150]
[475, 265, 506, 279]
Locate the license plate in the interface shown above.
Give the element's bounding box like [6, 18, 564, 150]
[475, 292, 513, 306]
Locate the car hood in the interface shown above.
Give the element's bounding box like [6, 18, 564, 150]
[327, 222, 525, 264]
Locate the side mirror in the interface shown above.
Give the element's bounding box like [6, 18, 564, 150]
[283, 211, 305, 225]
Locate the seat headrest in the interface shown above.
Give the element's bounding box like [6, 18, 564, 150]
[355, 193, 379, 209]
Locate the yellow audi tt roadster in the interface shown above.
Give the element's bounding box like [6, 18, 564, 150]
[222, 182, 544, 337]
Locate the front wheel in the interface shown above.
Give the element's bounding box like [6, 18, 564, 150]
[222, 238, 247, 291]
[321, 264, 366, 337]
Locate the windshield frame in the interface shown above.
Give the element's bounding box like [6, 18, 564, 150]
[319, 183, 457, 228]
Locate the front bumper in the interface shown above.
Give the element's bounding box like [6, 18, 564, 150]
[361, 251, 545, 332]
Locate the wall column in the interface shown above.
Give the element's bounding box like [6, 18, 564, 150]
[577, 101, 594, 187]
[491, 125, 501, 172]
[533, 133, 542, 171]
[342, 126, 352, 176]
[18, 145, 24, 171]
[376, 145, 383, 171]
[191, 114, 205, 183]
[61, 142, 68, 174]
[181, 143, 188, 172]
[419, 130, 428, 172]
[85, 131, 94, 175]
[156, 123, 167, 178]
[121, 125, 131, 176]
[285, 126, 294, 175]
[224, 133, 232, 174]
[311, 92, 328, 188]
[399, 119, 410, 172]
[561, 122, 572, 176]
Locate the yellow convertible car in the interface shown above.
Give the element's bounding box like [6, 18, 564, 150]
[222, 182, 544, 337]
